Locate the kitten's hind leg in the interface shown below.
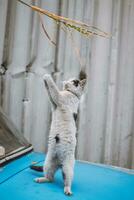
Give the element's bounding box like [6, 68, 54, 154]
[62, 160, 74, 195]
[34, 161, 58, 183]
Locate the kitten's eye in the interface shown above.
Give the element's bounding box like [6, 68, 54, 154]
[72, 80, 80, 87]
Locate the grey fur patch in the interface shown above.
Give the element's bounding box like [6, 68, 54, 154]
[73, 113, 77, 122]
[79, 69, 87, 80]
[55, 134, 60, 143]
[62, 171, 66, 180]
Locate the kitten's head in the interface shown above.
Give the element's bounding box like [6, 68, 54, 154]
[63, 70, 87, 98]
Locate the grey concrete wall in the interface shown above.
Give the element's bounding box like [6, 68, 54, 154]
[0, 0, 134, 169]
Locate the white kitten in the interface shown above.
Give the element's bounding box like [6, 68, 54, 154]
[34, 73, 86, 195]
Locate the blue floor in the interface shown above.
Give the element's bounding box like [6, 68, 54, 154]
[0, 152, 134, 200]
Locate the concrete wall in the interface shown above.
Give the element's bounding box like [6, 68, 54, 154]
[0, 0, 134, 169]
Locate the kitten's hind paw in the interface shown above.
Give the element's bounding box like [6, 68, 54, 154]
[64, 186, 73, 196]
[34, 177, 51, 183]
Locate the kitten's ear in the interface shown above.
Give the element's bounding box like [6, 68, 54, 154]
[79, 69, 87, 80]
[80, 79, 86, 89]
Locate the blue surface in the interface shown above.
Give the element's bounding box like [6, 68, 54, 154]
[0, 152, 44, 184]
[0, 152, 134, 200]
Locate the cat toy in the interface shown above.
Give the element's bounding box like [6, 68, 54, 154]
[18, 0, 110, 39]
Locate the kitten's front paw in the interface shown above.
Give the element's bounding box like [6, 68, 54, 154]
[43, 74, 51, 81]
[64, 186, 72, 196]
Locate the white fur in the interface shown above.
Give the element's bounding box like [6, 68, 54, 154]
[35, 74, 86, 195]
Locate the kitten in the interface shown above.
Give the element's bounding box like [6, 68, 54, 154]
[34, 71, 86, 195]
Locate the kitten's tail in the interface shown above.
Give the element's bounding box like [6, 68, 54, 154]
[30, 165, 43, 172]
